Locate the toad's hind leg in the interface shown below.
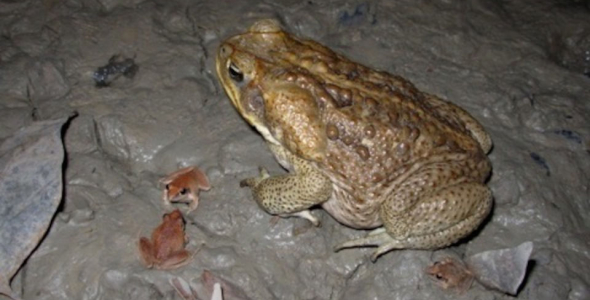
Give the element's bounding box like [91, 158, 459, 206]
[157, 250, 192, 270]
[139, 238, 156, 268]
[425, 94, 492, 154]
[336, 182, 492, 261]
[240, 150, 332, 227]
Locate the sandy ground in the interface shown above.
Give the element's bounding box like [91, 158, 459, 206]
[1, 0, 589, 299]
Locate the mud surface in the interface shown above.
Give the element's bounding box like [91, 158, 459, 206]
[1, 0, 589, 299]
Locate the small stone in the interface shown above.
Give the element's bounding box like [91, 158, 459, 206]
[465, 242, 534, 295]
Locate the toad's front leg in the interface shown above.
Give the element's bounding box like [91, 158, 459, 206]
[240, 163, 332, 227]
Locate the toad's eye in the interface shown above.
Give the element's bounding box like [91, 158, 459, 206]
[165, 184, 170, 190]
[179, 188, 188, 195]
[228, 62, 243, 83]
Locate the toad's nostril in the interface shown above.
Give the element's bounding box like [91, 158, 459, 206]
[220, 45, 233, 57]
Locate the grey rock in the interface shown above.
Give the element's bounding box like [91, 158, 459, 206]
[466, 242, 533, 295]
[0, 118, 67, 299]
[26, 60, 70, 103]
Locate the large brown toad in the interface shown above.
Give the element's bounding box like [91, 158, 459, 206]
[216, 19, 493, 261]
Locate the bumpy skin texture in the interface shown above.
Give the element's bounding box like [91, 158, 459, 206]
[216, 19, 493, 261]
[139, 209, 192, 270]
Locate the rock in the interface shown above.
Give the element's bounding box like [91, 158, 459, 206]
[0, 118, 68, 299]
[465, 241, 534, 295]
[26, 60, 70, 103]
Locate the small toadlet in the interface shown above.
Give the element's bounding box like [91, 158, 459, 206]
[426, 242, 534, 295]
[160, 166, 211, 213]
[138, 209, 193, 270]
[426, 256, 474, 294]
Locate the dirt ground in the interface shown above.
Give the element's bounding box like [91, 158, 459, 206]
[1, 0, 589, 299]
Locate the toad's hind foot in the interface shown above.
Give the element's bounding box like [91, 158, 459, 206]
[282, 210, 321, 227]
[334, 228, 406, 262]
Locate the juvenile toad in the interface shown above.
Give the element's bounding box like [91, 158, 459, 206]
[160, 166, 211, 213]
[139, 209, 192, 270]
[426, 257, 474, 293]
[216, 19, 493, 261]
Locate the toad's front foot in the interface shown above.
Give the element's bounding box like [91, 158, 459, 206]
[239, 165, 331, 227]
[240, 167, 270, 188]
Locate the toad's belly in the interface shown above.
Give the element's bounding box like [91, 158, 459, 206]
[321, 186, 382, 229]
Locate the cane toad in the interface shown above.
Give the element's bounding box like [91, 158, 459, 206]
[216, 19, 493, 261]
[139, 209, 192, 269]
